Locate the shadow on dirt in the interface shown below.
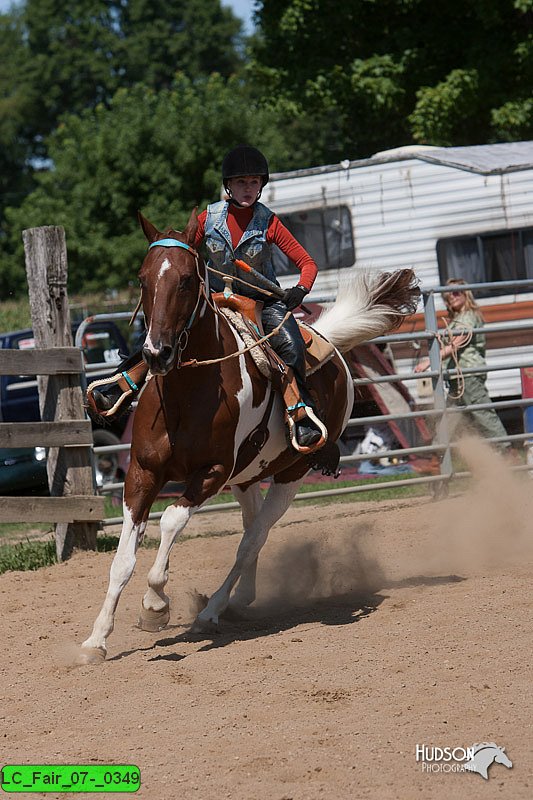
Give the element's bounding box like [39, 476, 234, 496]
[133, 572, 464, 662]
[149, 591, 384, 661]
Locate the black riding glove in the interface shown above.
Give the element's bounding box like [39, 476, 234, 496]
[283, 284, 308, 311]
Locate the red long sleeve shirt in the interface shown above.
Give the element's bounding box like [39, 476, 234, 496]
[194, 204, 318, 291]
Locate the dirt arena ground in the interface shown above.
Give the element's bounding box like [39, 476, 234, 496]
[1, 438, 532, 799]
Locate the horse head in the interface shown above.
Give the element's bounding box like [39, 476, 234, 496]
[464, 743, 512, 779]
[493, 746, 512, 769]
[138, 208, 200, 375]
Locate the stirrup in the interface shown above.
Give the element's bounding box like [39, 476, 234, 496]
[286, 404, 328, 454]
[86, 373, 137, 420]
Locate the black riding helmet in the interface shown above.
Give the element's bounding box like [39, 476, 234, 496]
[222, 145, 269, 189]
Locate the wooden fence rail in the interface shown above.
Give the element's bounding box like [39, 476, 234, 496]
[0, 344, 103, 555]
[0, 496, 104, 523]
[0, 347, 84, 375]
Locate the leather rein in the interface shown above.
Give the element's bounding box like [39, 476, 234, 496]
[132, 237, 289, 370]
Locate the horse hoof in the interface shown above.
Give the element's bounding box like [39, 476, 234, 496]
[138, 603, 170, 632]
[76, 646, 106, 665]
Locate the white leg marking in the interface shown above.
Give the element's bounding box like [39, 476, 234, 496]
[82, 504, 145, 653]
[196, 480, 302, 627]
[230, 484, 264, 608]
[142, 504, 197, 612]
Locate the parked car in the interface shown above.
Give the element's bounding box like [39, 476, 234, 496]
[0, 446, 48, 494]
[0, 320, 130, 494]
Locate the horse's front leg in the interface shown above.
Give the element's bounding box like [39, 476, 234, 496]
[78, 505, 146, 663]
[192, 479, 302, 632]
[78, 465, 160, 664]
[139, 463, 229, 631]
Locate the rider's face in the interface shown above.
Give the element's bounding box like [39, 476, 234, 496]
[227, 176, 262, 207]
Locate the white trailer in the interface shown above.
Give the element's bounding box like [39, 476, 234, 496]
[264, 142, 533, 405]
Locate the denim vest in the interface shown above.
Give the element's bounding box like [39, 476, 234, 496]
[204, 200, 279, 300]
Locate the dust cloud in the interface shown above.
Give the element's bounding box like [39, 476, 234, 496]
[431, 435, 533, 572]
[156, 436, 533, 626]
[253, 525, 387, 616]
[252, 436, 533, 615]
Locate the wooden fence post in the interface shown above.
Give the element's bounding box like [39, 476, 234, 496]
[22, 225, 98, 560]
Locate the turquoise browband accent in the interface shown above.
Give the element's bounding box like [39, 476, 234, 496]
[146, 237, 201, 333]
[149, 238, 194, 252]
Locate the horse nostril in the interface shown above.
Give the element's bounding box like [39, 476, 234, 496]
[141, 343, 174, 374]
[159, 345, 173, 363]
[142, 346, 153, 365]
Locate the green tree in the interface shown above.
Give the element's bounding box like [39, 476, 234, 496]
[20, 0, 243, 135]
[0, 74, 306, 298]
[250, 0, 533, 159]
[0, 0, 245, 294]
[0, 9, 38, 221]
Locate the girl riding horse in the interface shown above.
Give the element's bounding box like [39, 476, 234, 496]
[89, 145, 326, 450]
[78, 205, 419, 662]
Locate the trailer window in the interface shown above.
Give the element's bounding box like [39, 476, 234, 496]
[437, 228, 533, 297]
[271, 207, 355, 276]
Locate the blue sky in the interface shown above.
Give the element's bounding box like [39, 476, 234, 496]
[223, 0, 256, 34]
[0, 0, 256, 32]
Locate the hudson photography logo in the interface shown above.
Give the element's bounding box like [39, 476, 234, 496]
[416, 742, 513, 779]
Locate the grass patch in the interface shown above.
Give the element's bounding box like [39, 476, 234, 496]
[292, 475, 430, 504]
[0, 539, 57, 574]
[199, 474, 431, 507]
[0, 520, 51, 541]
[0, 532, 160, 575]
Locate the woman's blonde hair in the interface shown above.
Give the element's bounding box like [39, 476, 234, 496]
[444, 277, 484, 321]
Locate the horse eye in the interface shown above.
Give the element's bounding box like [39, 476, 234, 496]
[179, 275, 192, 290]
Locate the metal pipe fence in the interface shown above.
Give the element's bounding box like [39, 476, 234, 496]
[87, 278, 533, 527]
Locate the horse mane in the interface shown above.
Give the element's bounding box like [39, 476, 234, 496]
[470, 742, 501, 753]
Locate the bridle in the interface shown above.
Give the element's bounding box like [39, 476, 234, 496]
[132, 236, 289, 371]
[130, 238, 213, 366]
[150, 238, 213, 365]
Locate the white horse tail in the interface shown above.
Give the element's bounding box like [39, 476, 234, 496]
[313, 268, 420, 353]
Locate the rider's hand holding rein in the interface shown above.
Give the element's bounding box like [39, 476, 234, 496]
[283, 285, 309, 311]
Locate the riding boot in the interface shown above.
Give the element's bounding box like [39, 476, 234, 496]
[281, 368, 328, 452]
[294, 381, 324, 447]
[261, 301, 328, 452]
[86, 351, 148, 420]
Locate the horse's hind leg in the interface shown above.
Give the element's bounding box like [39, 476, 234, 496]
[227, 483, 264, 612]
[192, 478, 302, 632]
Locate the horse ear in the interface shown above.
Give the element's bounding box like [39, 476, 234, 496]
[183, 207, 198, 245]
[137, 211, 160, 243]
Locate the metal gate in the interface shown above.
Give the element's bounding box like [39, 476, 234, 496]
[78, 279, 533, 527]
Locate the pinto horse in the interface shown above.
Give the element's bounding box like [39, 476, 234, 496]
[79, 210, 419, 663]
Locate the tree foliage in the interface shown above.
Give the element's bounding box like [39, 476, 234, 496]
[0, 0, 243, 241]
[1, 75, 307, 297]
[1, 0, 532, 299]
[250, 0, 533, 159]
